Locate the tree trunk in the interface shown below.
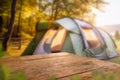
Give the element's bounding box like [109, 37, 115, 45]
[54, 6, 58, 20]
[2, 0, 18, 51]
[51, 0, 55, 20]
[51, 0, 59, 20]
[0, 16, 3, 32]
[52, 0, 59, 20]
[17, 0, 23, 49]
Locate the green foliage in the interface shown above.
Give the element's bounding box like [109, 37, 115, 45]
[48, 75, 57, 80]
[39, 0, 107, 21]
[92, 71, 120, 80]
[69, 75, 80, 80]
[11, 72, 26, 80]
[0, 65, 10, 80]
[48, 70, 120, 80]
[92, 71, 106, 80]
[0, 45, 7, 57]
[108, 57, 120, 64]
[0, 0, 107, 39]
[0, 65, 26, 80]
[0, 51, 6, 57]
[0, 0, 12, 14]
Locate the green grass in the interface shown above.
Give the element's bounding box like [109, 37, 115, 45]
[0, 44, 8, 57]
[48, 70, 120, 80]
[0, 64, 26, 80]
[108, 57, 120, 64]
[91, 71, 120, 80]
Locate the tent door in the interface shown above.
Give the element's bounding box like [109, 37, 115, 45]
[81, 27, 107, 59]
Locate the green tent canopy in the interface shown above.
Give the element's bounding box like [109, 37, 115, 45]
[22, 17, 118, 59]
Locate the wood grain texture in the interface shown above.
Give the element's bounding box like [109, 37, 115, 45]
[1, 53, 120, 80]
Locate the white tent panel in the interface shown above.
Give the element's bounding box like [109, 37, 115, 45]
[74, 19, 93, 28]
[55, 17, 80, 34]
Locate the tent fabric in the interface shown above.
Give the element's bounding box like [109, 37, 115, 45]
[33, 29, 57, 54]
[73, 18, 112, 59]
[22, 31, 46, 55]
[55, 17, 80, 34]
[98, 29, 118, 58]
[22, 16, 118, 59]
[74, 19, 105, 47]
[36, 22, 50, 32]
[69, 33, 84, 55]
[74, 19, 92, 28]
[61, 32, 75, 54]
[55, 17, 118, 59]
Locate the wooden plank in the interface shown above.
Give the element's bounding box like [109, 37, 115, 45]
[1, 53, 120, 80]
[2, 52, 70, 61]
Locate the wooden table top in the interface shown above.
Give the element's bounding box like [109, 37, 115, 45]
[1, 52, 120, 80]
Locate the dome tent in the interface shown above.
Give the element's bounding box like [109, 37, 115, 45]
[74, 19, 118, 59]
[22, 17, 118, 59]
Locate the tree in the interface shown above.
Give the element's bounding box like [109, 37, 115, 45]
[0, 0, 11, 14]
[38, 0, 107, 21]
[0, 0, 12, 31]
[0, 15, 3, 32]
[2, 0, 18, 51]
[17, 0, 24, 49]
